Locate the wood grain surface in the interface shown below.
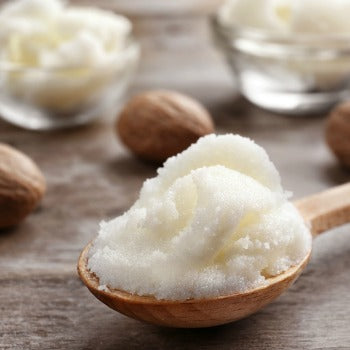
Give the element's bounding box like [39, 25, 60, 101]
[0, 1, 350, 349]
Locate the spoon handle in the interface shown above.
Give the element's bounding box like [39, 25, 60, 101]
[294, 182, 350, 237]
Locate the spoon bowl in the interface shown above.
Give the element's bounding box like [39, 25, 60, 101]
[78, 183, 350, 328]
[78, 243, 311, 328]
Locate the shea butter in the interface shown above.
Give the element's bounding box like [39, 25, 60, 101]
[214, 0, 350, 114]
[219, 0, 350, 34]
[0, 0, 138, 116]
[88, 134, 311, 300]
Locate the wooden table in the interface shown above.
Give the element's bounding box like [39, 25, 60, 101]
[1, 2, 349, 349]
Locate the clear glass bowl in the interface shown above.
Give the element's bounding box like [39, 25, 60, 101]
[0, 38, 139, 130]
[211, 16, 350, 115]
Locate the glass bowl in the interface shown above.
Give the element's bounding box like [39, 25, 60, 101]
[0, 37, 139, 130]
[211, 15, 350, 115]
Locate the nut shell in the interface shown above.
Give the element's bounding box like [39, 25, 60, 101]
[326, 102, 350, 168]
[0, 144, 46, 228]
[117, 90, 215, 162]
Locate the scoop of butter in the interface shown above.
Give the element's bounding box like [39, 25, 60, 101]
[88, 134, 311, 300]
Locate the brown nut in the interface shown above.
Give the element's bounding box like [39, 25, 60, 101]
[326, 102, 350, 168]
[0, 144, 46, 228]
[116, 90, 215, 162]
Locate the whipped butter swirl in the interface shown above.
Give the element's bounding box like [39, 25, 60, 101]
[89, 134, 311, 300]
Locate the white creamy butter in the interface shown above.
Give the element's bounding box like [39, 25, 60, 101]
[219, 0, 350, 34]
[0, 0, 138, 112]
[88, 134, 312, 300]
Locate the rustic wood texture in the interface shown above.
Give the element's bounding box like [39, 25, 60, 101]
[1, 1, 350, 349]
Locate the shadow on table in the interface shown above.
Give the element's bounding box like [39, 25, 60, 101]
[322, 162, 350, 185]
[104, 154, 157, 179]
[153, 318, 258, 348]
[0, 225, 18, 238]
[83, 308, 302, 350]
[82, 315, 261, 350]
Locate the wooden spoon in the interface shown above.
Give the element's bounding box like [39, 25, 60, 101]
[78, 183, 350, 328]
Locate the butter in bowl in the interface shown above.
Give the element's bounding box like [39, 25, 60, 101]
[211, 0, 350, 114]
[0, 0, 139, 130]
